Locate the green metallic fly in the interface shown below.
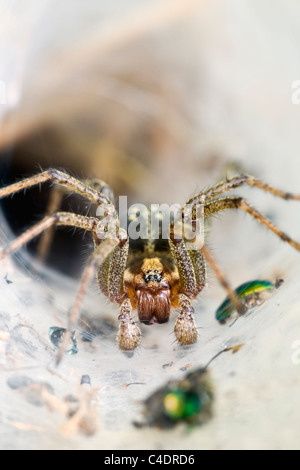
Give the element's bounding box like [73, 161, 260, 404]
[215, 279, 284, 324]
[134, 345, 243, 429]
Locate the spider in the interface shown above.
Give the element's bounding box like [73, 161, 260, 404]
[0, 169, 300, 363]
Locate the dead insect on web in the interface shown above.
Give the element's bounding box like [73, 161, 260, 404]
[0, 168, 299, 363]
[134, 368, 214, 429]
[134, 345, 243, 429]
[216, 279, 284, 324]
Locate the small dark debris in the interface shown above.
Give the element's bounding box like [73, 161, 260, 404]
[7, 376, 54, 407]
[49, 326, 78, 355]
[64, 394, 79, 404]
[80, 375, 91, 385]
[162, 362, 174, 369]
[275, 278, 284, 289]
[7, 375, 34, 390]
[4, 275, 13, 285]
[123, 382, 146, 387]
[122, 350, 135, 359]
[26, 382, 54, 407]
[180, 364, 192, 372]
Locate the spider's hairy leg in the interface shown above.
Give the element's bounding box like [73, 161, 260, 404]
[36, 186, 65, 262]
[96, 230, 141, 351]
[173, 294, 198, 345]
[168, 237, 202, 345]
[0, 212, 98, 259]
[168, 238, 198, 296]
[117, 298, 141, 351]
[200, 244, 245, 315]
[83, 178, 116, 206]
[36, 177, 115, 263]
[96, 229, 129, 302]
[56, 235, 122, 364]
[0, 168, 112, 206]
[186, 174, 300, 206]
[189, 248, 207, 293]
[169, 228, 241, 344]
[0, 205, 123, 363]
[204, 197, 300, 251]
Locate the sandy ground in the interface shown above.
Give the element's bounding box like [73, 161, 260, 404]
[1, 0, 300, 451]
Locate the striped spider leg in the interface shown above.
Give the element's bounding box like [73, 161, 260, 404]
[172, 173, 300, 333]
[0, 169, 140, 362]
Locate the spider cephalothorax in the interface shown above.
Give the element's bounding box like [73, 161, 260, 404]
[1, 168, 300, 361]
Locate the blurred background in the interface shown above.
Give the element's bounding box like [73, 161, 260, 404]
[1, 0, 300, 450]
[1, 0, 300, 276]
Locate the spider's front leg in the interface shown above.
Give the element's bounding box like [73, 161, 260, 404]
[169, 214, 245, 346]
[169, 237, 206, 346]
[174, 293, 198, 345]
[96, 231, 141, 351]
[0, 206, 124, 362]
[37, 176, 116, 262]
[117, 298, 141, 351]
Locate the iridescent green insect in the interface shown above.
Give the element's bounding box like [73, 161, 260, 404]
[134, 367, 214, 429]
[134, 345, 243, 429]
[216, 279, 283, 324]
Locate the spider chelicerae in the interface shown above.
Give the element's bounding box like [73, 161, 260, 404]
[0, 168, 300, 362]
